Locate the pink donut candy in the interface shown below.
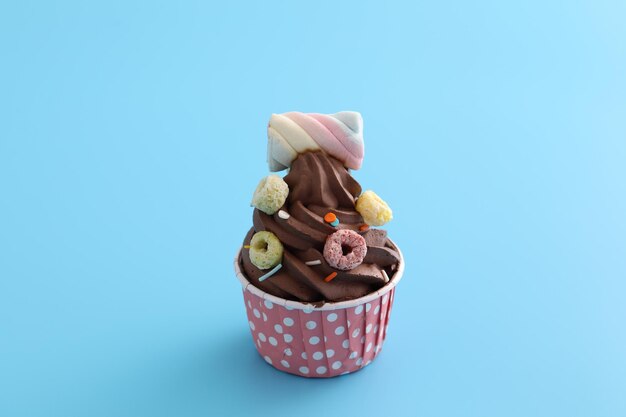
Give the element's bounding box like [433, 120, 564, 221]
[323, 229, 367, 271]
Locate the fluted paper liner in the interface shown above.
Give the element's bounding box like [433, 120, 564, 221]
[234, 243, 404, 378]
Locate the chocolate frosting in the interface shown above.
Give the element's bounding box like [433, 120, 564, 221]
[240, 152, 400, 304]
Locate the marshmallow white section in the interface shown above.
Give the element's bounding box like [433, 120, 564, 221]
[331, 115, 363, 150]
[332, 111, 363, 133]
[267, 129, 297, 172]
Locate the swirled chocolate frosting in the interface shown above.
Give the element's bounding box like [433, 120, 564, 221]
[240, 152, 400, 304]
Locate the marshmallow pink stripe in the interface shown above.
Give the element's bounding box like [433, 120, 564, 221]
[309, 114, 364, 158]
[284, 112, 363, 170]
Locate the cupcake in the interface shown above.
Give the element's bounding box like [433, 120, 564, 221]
[234, 111, 404, 377]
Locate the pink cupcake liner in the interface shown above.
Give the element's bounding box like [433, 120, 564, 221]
[233, 243, 404, 378]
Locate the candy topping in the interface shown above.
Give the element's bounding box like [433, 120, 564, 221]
[324, 212, 340, 227]
[324, 272, 338, 282]
[277, 210, 290, 219]
[305, 260, 322, 266]
[258, 263, 283, 282]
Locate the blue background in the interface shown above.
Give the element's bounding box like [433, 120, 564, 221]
[1, 1, 625, 416]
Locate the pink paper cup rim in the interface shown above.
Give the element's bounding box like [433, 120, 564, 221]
[233, 240, 404, 311]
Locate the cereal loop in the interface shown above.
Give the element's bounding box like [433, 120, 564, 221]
[323, 230, 367, 271]
[249, 231, 284, 270]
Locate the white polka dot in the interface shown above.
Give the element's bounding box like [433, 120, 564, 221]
[332, 361, 342, 370]
[366, 303, 372, 312]
[306, 321, 317, 330]
[356, 358, 363, 366]
[281, 359, 290, 368]
[285, 305, 294, 310]
[283, 318, 294, 326]
[253, 309, 260, 318]
[264, 300, 273, 309]
[274, 324, 283, 334]
[374, 305, 380, 315]
[366, 324, 372, 333]
[283, 334, 293, 343]
[326, 349, 335, 358]
[262, 313, 268, 322]
[269, 337, 278, 346]
[354, 305, 364, 314]
[247, 300, 252, 309]
[352, 328, 360, 338]
[341, 371, 350, 375]
[299, 366, 309, 374]
[249, 321, 255, 331]
[324, 336, 327, 342]
[376, 345, 381, 353]
[327, 313, 338, 322]
[342, 339, 349, 349]
[258, 333, 266, 342]
[382, 294, 389, 304]
[335, 326, 345, 335]
[303, 308, 313, 314]
[257, 340, 261, 348]
[347, 320, 351, 327]
[284, 348, 292, 356]
[366, 342, 373, 352]
[309, 336, 320, 345]
[365, 360, 371, 366]
[316, 366, 327, 374]
[312, 351, 323, 360]
[264, 356, 272, 364]
[301, 352, 308, 360]
[349, 351, 358, 359]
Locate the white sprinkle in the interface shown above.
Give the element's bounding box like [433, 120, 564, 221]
[258, 263, 282, 282]
[277, 210, 290, 219]
[305, 260, 321, 266]
[382, 269, 389, 282]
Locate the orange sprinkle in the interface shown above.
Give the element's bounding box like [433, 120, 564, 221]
[324, 272, 338, 282]
[359, 224, 370, 231]
[324, 212, 337, 223]
[243, 245, 251, 249]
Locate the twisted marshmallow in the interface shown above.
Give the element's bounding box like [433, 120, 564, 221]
[267, 111, 364, 171]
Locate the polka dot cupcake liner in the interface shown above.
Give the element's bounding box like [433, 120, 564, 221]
[233, 243, 404, 378]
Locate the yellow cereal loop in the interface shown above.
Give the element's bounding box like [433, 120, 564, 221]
[251, 175, 289, 215]
[249, 231, 284, 270]
[355, 190, 393, 226]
